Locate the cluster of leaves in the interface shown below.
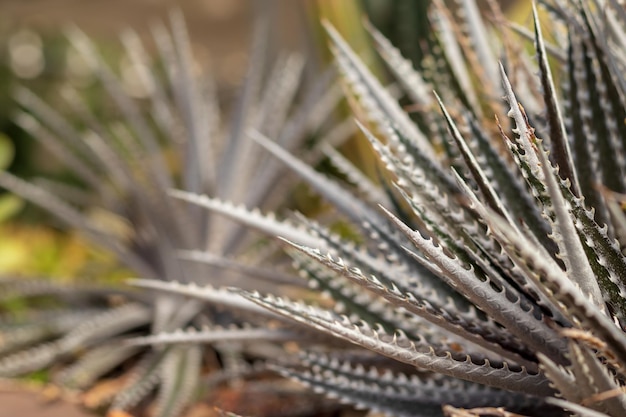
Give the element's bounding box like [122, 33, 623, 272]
[140, 0, 626, 416]
[0, 9, 350, 417]
[5, 1, 626, 417]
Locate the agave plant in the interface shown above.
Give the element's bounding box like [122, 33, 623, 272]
[0, 9, 351, 417]
[142, 0, 626, 416]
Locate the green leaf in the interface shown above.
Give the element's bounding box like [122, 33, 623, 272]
[0, 133, 14, 170]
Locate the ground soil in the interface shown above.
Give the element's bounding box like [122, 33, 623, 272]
[0, 383, 93, 417]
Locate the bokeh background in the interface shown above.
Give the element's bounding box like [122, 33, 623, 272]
[0, 0, 315, 280]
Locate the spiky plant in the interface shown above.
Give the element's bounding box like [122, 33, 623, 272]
[144, 1, 626, 416]
[0, 10, 349, 417]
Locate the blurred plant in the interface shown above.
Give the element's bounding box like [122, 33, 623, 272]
[0, 25, 126, 282]
[361, 0, 432, 67]
[0, 26, 74, 178]
[0, 134, 23, 222]
[149, 0, 626, 416]
[0, 8, 351, 417]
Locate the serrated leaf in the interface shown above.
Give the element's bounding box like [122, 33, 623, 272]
[242, 291, 552, 396]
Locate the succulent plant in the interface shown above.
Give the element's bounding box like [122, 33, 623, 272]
[144, 1, 626, 416]
[0, 9, 349, 417]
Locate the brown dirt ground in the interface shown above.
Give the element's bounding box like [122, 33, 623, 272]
[0, 383, 94, 417]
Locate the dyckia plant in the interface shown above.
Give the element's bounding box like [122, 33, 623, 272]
[152, 1, 626, 416]
[0, 10, 348, 417]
